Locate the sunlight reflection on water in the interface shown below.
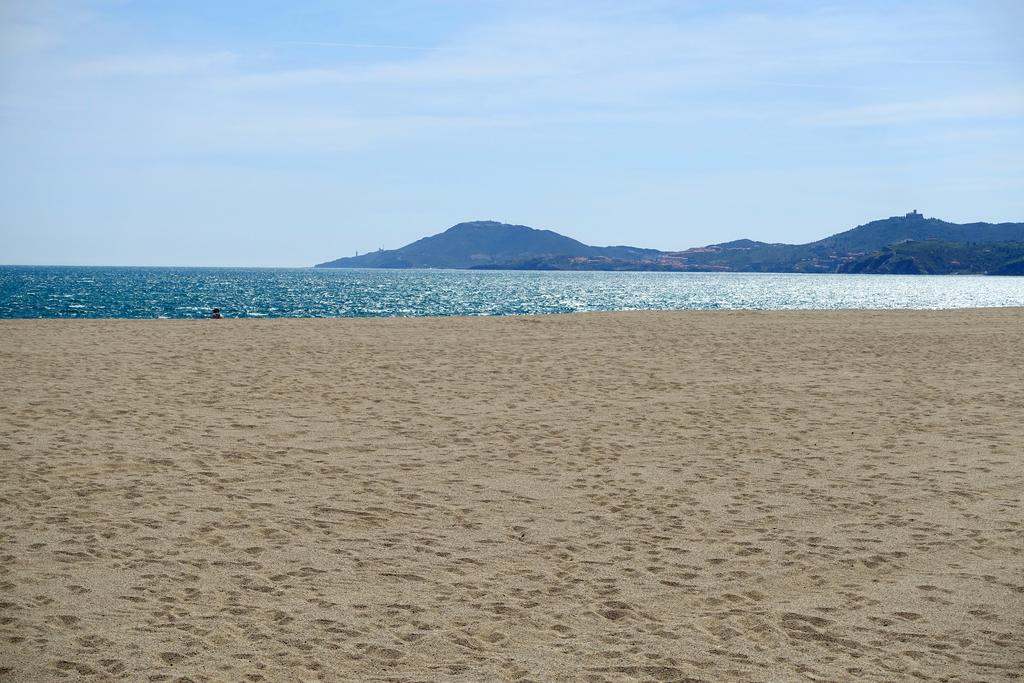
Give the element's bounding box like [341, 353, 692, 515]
[1, 266, 1022, 318]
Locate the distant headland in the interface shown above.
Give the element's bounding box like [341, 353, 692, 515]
[315, 212, 1024, 275]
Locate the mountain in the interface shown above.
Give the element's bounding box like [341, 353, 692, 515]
[314, 221, 662, 269]
[315, 213, 1024, 274]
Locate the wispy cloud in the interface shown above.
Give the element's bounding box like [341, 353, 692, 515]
[279, 41, 448, 51]
[218, 7, 1009, 112]
[807, 88, 1024, 126]
[224, 55, 547, 89]
[0, 23, 62, 57]
[71, 52, 236, 79]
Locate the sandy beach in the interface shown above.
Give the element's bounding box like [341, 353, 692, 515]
[1, 309, 1022, 682]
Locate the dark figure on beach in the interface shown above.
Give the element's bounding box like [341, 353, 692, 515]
[211, 308, 223, 319]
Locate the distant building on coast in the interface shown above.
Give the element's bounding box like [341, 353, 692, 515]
[888, 209, 924, 221]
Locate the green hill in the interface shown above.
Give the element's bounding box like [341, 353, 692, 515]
[839, 241, 1024, 275]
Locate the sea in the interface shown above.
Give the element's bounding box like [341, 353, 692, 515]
[1, 265, 1023, 318]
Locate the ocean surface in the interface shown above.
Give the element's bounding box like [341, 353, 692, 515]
[1, 265, 1023, 318]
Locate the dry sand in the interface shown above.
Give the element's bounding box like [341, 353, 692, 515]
[1, 309, 1022, 682]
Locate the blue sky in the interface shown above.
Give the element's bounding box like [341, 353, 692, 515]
[1, 1, 1022, 266]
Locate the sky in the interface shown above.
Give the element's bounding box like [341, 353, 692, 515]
[1, 1, 1022, 267]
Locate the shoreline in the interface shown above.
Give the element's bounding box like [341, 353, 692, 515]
[3, 304, 1024, 321]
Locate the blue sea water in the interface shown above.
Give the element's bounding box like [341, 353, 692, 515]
[1, 265, 1022, 318]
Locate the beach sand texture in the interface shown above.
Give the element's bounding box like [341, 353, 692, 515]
[1, 309, 1023, 682]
